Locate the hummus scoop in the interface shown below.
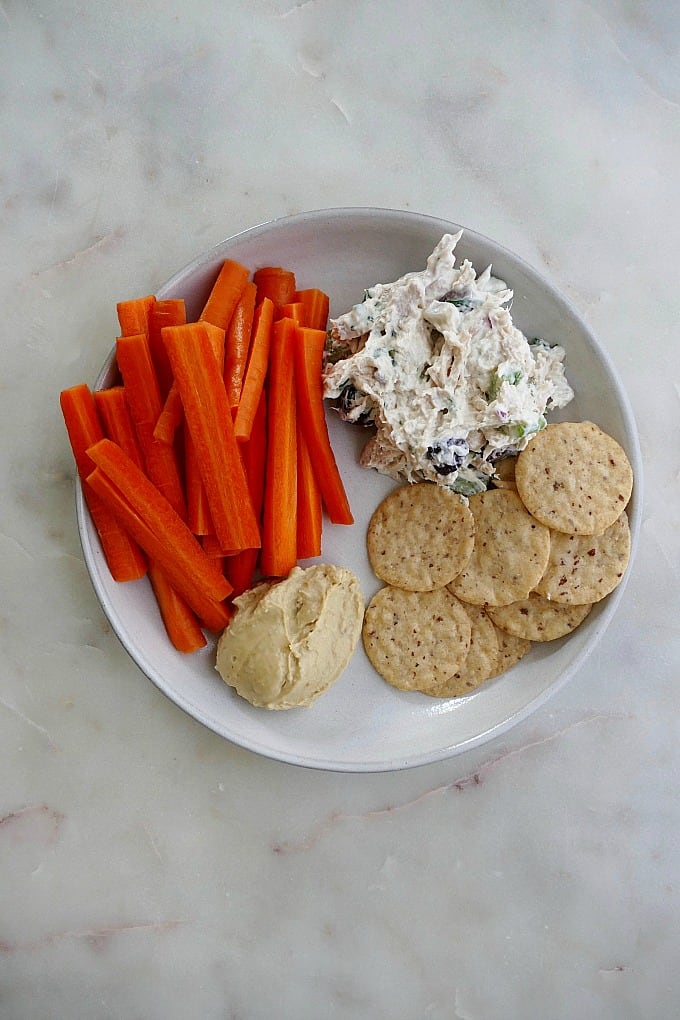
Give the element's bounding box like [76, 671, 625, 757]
[215, 564, 363, 710]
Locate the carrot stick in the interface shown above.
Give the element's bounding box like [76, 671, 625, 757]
[90, 465, 231, 633]
[153, 322, 225, 450]
[59, 384, 146, 582]
[193, 597, 233, 634]
[279, 301, 303, 323]
[295, 288, 330, 330]
[296, 428, 322, 559]
[181, 322, 226, 536]
[294, 326, 353, 525]
[260, 317, 297, 577]
[224, 390, 267, 595]
[82, 485, 148, 581]
[148, 563, 207, 652]
[223, 548, 258, 596]
[154, 323, 226, 530]
[202, 322, 227, 370]
[148, 299, 186, 399]
[253, 267, 297, 310]
[94, 387, 144, 469]
[153, 384, 184, 444]
[93, 387, 206, 647]
[233, 298, 274, 442]
[116, 295, 155, 339]
[224, 281, 257, 410]
[201, 533, 243, 561]
[244, 388, 268, 524]
[86, 440, 232, 627]
[162, 323, 260, 553]
[185, 429, 214, 536]
[201, 532, 225, 558]
[115, 332, 187, 519]
[199, 258, 250, 331]
[224, 552, 258, 595]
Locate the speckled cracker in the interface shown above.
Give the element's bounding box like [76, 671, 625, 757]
[429, 601, 500, 698]
[515, 421, 633, 535]
[366, 482, 475, 592]
[489, 627, 532, 676]
[533, 512, 631, 604]
[488, 592, 593, 641]
[362, 585, 472, 694]
[447, 489, 551, 607]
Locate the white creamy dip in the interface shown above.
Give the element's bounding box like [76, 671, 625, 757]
[323, 232, 574, 494]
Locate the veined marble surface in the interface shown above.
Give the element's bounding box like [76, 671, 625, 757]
[2, 2, 679, 1017]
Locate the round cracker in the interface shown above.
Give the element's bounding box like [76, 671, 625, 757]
[489, 626, 532, 676]
[362, 586, 471, 694]
[533, 512, 631, 604]
[366, 482, 475, 591]
[515, 421, 633, 535]
[488, 592, 593, 641]
[447, 489, 551, 607]
[429, 601, 500, 698]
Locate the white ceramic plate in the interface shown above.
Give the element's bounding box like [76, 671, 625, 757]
[77, 208, 642, 772]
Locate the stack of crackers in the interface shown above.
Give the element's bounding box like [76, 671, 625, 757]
[362, 421, 634, 699]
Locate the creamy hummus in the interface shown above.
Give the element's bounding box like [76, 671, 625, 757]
[323, 232, 574, 495]
[215, 564, 363, 710]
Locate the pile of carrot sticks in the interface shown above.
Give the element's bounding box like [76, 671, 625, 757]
[60, 258, 353, 653]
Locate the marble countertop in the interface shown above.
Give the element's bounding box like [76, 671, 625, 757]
[3, 2, 679, 1017]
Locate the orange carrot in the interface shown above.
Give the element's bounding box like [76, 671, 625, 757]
[59, 384, 146, 582]
[86, 439, 232, 627]
[260, 317, 297, 577]
[199, 258, 250, 331]
[295, 288, 330, 330]
[253, 267, 296, 310]
[185, 429, 214, 536]
[224, 281, 257, 410]
[224, 390, 267, 595]
[154, 323, 226, 529]
[233, 298, 274, 442]
[89, 466, 231, 633]
[279, 301, 304, 323]
[115, 332, 187, 519]
[81, 486, 147, 582]
[202, 321, 227, 370]
[153, 384, 184, 444]
[93, 387, 205, 648]
[294, 326, 353, 525]
[223, 548, 257, 597]
[201, 532, 225, 558]
[200, 533, 244, 562]
[153, 322, 224, 450]
[181, 322, 226, 537]
[148, 299, 186, 399]
[94, 387, 144, 469]
[244, 388, 268, 523]
[148, 563, 207, 652]
[116, 295, 155, 339]
[194, 597, 233, 634]
[296, 428, 322, 559]
[162, 323, 260, 553]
